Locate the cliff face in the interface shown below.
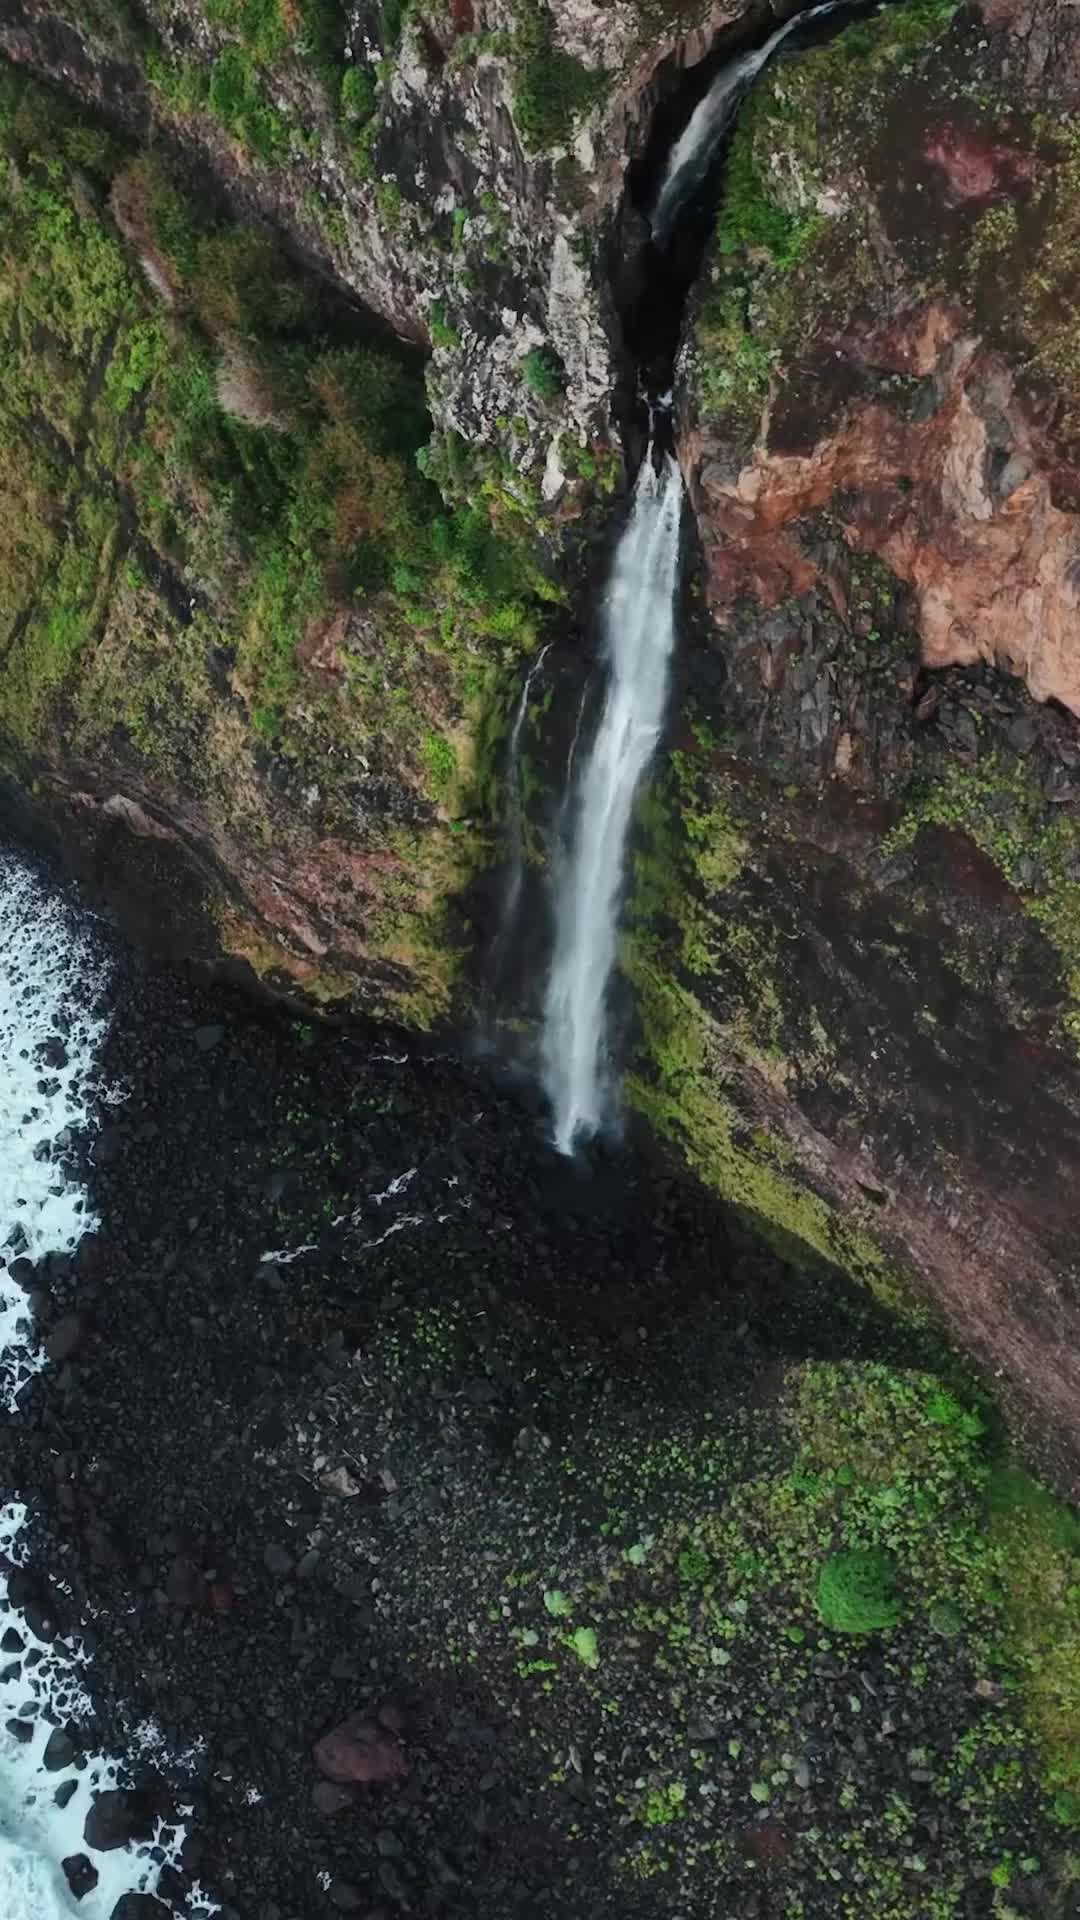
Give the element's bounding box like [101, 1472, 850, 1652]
[0, 0, 773, 1017]
[664, 0, 1080, 1486]
[0, 0, 773, 485]
[7, 0, 1080, 1481]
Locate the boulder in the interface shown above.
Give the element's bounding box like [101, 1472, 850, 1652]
[313, 1714, 407, 1786]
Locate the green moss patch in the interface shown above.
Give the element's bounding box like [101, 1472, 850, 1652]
[511, 1, 609, 151]
[884, 751, 1080, 1048]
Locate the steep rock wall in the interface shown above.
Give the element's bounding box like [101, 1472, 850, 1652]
[0, 0, 781, 490]
[665, 0, 1080, 1487]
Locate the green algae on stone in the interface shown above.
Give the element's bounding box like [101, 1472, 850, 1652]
[625, 755, 922, 1328]
[884, 751, 1080, 1049]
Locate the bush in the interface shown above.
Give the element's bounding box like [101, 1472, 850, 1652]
[339, 63, 376, 127]
[716, 109, 819, 269]
[520, 345, 564, 401]
[208, 46, 290, 162]
[429, 300, 461, 350]
[816, 1549, 901, 1633]
[512, 3, 608, 151]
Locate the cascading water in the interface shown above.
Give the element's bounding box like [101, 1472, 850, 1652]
[537, 0, 856, 1153]
[541, 448, 683, 1154]
[651, 1, 840, 247]
[491, 641, 550, 977]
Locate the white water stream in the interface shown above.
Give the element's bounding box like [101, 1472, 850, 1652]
[651, 0, 840, 246]
[492, 642, 550, 974]
[542, 450, 683, 1154]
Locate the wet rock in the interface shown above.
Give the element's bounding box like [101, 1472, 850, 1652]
[62, 1854, 98, 1901]
[43, 1726, 76, 1770]
[110, 1898, 171, 1920]
[194, 1025, 225, 1052]
[45, 1314, 84, 1363]
[327, 1882, 363, 1911]
[263, 1543, 294, 1578]
[313, 1713, 407, 1786]
[84, 1788, 156, 1851]
[1008, 713, 1037, 752]
[54, 1780, 78, 1810]
[165, 1557, 203, 1607]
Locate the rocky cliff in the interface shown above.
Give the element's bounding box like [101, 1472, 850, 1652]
[6, 0, 1080, 1487]
[662, 0, 1080, 1488]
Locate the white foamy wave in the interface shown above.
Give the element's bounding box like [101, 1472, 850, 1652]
[0, 853, 110, 1410]
[0, 849, 216, 1918]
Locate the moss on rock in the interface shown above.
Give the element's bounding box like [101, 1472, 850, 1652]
[0, 61, 551, 1017]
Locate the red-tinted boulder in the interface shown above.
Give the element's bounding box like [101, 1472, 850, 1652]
[313, 1714, 407, 1786]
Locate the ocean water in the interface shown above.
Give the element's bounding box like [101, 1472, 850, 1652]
[0, 849, 213, 1918]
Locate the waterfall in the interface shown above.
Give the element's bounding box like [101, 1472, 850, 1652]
[651, 0, 840, 247]
[492, 642, 550, 972]
[541, 449, 683, 1155]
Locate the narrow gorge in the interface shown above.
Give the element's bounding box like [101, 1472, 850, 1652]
[2, 0, 1080, 1916]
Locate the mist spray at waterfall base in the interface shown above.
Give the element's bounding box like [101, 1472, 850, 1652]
[541, 449, 683, 1155]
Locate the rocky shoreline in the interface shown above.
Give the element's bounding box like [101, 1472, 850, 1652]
[1, 851, 1075, 1920]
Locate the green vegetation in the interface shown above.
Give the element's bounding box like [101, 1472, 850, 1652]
[386, 1339, 1080, 1914]
[693, 0, 961, 436]
[511, 1, 609, 151]
[428, 299, 461, 350]
[339, 61, 376, 130]
[0, 62, 553, 1022]
[817, 1547, 902, 1633]
[884, 752, 1080, 1046]
[207, 43, 290, 160]
[142, 0, 366, 157]
[624, 749, 918, 1323]
[520, 345, 565, 401]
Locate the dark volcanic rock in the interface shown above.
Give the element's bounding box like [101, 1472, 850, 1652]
[62, 1854, 99, 1901]
[46, 1314, 84, 1363]
[84, 1789, 156, 1851]
[43, 1726, 76, 1770]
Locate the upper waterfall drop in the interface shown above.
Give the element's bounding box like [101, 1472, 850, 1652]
[541, 449, 684, 1155]
[651, 0, 841, 248]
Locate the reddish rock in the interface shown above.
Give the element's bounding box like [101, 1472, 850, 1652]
[313, 1714, 407, 1786]
[923, 119, 1036, 204]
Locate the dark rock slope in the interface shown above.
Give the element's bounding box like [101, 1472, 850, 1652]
[7, 916, 1080, 1919]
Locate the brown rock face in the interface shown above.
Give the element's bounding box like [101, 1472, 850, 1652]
[663, 0, 1080, 1488]
[691, 307, 1080, 715]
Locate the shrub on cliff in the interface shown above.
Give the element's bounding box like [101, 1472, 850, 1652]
[511, 3, 608, 150]
[521, 346, 565, 402]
